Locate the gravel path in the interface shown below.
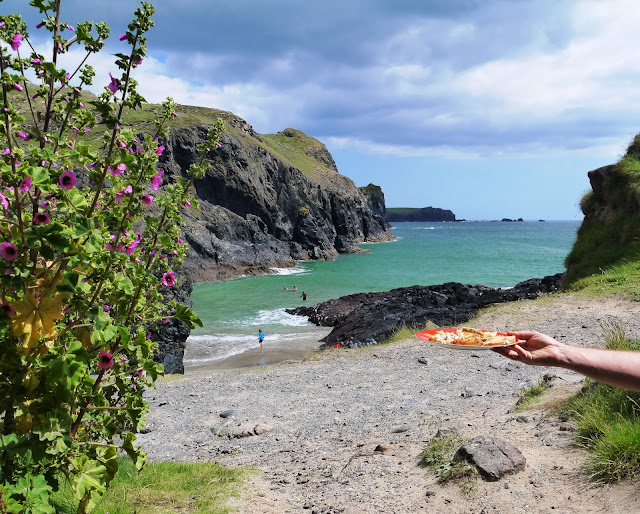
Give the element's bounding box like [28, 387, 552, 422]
[137, 294, 640, 513]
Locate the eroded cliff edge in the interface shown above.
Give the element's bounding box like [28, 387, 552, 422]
[156, 112, 392, 283]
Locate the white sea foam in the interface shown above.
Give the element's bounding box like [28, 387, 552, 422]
[183, 330, 320, 366]
[270, 266, 309, 276]
[249, 308, 310, 328]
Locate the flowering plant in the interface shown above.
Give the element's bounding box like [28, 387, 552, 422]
[0, 1, 222, 511]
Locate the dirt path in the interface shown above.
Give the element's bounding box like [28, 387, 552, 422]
[137, 294, 640, 513]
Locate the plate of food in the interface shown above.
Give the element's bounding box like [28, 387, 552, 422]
[415, 327, 520, 349]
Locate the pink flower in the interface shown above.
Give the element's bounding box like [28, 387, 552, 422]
[162, 271, 176, 286]
[59, 170, 77, 189]
[32, 212, 50, 225]
[36, 21, 45, 29]
[151, 171, 163, 191]
[119, 33, 127, 41]
[0, 242, 18, 261]
[141, 195, 153, 205]
[109, 163, 126, 176]
[0, 192, 8, 210]
[155, 145, 165, 156]
[125, 239, 140, 255]
[10, 34, 22, 51]
[97, 351, 114, 369]
[31, 58, 42, 65]
[13, 84, 23, 92]
[107, 73, 119, 94]
[123, 184, 132, 194]
[19, 177, 32, 192]
[16, 131, 30, 141]
[0, 302, 15, 317]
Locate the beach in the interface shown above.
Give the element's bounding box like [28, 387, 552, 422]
[138, 294, 640, 513]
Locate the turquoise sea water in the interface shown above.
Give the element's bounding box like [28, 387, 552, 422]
[184, 220, 580, 367]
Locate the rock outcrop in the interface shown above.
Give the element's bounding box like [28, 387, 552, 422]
[564, 134, 640, 284]
[156, 114, 392, 283]
[288, 274, 563, 348]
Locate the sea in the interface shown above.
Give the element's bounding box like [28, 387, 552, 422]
[183, 220, 581, 369]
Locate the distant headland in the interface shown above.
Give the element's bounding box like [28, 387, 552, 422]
[385, 206, 457, 222]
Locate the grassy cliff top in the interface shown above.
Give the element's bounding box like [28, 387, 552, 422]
[10, 88, 339, 185]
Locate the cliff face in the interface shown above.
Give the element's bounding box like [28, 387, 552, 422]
[156, 116, 392, 282]
[564, 135, 640, 284]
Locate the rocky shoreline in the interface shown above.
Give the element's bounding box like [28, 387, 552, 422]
[287, 273, 563, 348]
[138, 293, 640, 513]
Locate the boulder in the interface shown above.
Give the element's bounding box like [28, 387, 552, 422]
[455, 436, 526, 481]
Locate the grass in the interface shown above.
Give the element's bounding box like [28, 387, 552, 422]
[513, 376, 553, 412]
[560, 323, 640, 482]
[567, 260, 640, 301]
[419, 435, 477, 494]
[52, 457, 251, 513]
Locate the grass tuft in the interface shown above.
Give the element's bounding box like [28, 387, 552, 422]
[513, 376, 552, 412]
[560, 323, 640, 482]
[419, 435, 477, 493]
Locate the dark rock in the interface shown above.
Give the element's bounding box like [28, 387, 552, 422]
[151, 267, 193, 374]
[456, 436, 526, 481]
[220, 409, 237, 418]
[287, 273, 563, 349]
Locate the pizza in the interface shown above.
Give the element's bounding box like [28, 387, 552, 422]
[425, 327, 517, 347]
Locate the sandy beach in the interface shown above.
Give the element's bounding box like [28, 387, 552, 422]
[138, 293, 640, 513]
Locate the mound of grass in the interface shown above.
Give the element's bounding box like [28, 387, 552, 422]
[561, 324, 640, 482]
[52, 457, 250, 513]
[419, 435, 477, 494]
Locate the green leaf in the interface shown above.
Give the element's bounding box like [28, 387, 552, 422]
[113, 272, 133, 295]
[120, 432, 146, 471]
[91, 311, 118, 344]
[58, 271, 91, 295]
[0, 433, 30, 467]
[174, 303, 203, 329]
[72, 216, 94, 238]
[67, 189, 89, 210]
[28, 166, 51, 188]
[71, 455, 108, 511]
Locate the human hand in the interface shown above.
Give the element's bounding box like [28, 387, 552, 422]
[492, 331, 566, 367]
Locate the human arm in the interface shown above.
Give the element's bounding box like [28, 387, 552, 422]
[492, 330, 640, 392]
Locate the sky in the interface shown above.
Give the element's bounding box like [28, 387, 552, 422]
[4, 0, 640, 220]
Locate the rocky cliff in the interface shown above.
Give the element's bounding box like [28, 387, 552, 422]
[564, 135, 640, 284]
[155, 110, 392, 283]
[148, 107, 392, 370]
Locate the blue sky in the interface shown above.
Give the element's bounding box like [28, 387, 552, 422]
[5, 0, 640, 219]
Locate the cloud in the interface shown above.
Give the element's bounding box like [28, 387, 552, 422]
[7, 0, 640, 161]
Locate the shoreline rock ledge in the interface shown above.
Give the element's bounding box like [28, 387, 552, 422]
[287, 273, 563, 348]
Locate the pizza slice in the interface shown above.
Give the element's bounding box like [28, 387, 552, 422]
[429, 327, 517, 346]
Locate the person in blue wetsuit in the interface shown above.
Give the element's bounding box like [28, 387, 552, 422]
[258, 328, 264, 349]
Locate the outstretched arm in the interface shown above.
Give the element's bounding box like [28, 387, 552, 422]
[493, 331, 640, 392]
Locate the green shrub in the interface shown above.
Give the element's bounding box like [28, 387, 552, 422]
[0, 3, 223, 511]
